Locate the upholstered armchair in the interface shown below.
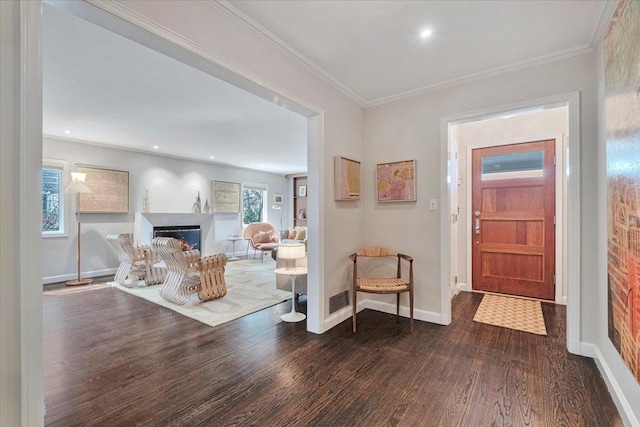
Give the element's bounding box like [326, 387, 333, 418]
[243, 222, 279, 261]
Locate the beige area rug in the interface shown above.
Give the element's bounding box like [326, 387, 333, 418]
[109, 258, 290, 328]
[473, 294, 547, 335]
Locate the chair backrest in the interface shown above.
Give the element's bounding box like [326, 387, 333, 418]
[356, 247, 398, 257]
[153, 237, 201, 273]
[243, 222, 277, 242]
[107, 233, 146, 261]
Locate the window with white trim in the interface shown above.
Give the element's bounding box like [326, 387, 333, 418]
[42, 159, 67, 236]
[242, 184, 267, 225]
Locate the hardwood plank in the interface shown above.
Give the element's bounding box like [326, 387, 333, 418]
[43, 280, 622, 426]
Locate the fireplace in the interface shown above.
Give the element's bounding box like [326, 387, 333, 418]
[153, 225, 201, 252]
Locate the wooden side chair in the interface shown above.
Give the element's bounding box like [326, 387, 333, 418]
[152, 237, 227, 305]
[349, 247, 414, 333]
[107, 233, 166, 287]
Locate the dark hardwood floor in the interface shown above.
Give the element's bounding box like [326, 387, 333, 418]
[43, 280, 622, 426]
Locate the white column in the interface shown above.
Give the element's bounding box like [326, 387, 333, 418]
[0, 0, 44, 424]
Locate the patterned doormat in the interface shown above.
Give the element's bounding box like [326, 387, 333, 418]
[473, 294, 547, 335]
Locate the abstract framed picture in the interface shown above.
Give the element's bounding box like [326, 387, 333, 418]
[334, 156, 361, 201]
[377, 159, 416, 202]
[213, 180, 240, 213]
[274, 194, 283, 204]
[76, 165, 129, 213]
[605, 0, 640, 384]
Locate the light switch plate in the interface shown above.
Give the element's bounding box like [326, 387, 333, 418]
[429, 199, 438, 211]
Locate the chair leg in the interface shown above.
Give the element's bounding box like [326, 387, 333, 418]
[352, 289, 357, 333]
[409, 289, 414, 333]
[396, 293, 400, 323]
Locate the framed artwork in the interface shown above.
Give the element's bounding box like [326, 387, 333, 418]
[377, 159, 416, 202]
[605, 0, 640, 385]
[76, 165, 129, 213]
[334, 156, 361, 200]
[298, 185, 307, 197]
[274, 194, 283, 204]
[213, 180, 240, 213]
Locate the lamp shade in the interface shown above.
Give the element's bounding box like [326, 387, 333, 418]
[65, 172, 92, 194]
[272, 204, 281, 210]
[278, 243, 305, 260]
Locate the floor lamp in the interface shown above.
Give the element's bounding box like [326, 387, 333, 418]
[65, 172, 93, 286]
[272, 204, 283, 239]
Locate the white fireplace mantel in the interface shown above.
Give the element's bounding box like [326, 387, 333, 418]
[134, 213, 215, 255]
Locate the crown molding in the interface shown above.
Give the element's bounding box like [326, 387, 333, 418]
[208, 0, 367, 107]
[590, 0, 619, 49]
[88, 0, 604, 110]
[83, 0, 323, 116]
[366, 44, 594, 107]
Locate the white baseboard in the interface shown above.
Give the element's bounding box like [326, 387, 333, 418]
[457, 282, 471, 292]
[42, 268, 117, 285]
[322, 298, 444, 331]
[589, 344, 640, 427]
[363, 299, 444, 324]
[322, 300, 366, 332]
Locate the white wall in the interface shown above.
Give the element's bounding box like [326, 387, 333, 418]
[364, 53, 598, 337]
[42, 137, 290, 282]
[596, 42, 640, 426]
[452, 107, 568, 300]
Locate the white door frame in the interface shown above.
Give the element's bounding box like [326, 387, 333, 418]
[440, 91, 582, 355]
[463, 133, 566, 305]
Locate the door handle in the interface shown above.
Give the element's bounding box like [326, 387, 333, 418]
[475, 218, 480, 235]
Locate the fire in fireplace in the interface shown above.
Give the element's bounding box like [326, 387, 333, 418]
[153, 225, 201, 252]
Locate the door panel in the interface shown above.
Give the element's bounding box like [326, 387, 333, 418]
[472, 140, 555, 300]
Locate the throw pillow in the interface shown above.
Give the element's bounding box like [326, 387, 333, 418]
[288, 229, 297, 239]
[295, 226, 307, 241]
[255, 230, 273, 243]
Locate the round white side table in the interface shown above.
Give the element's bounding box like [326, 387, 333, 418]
[275, 267, 307, 322]
[224, 237, 243, 261]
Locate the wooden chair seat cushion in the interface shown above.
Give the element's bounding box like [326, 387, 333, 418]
[357, 277, 408, 293]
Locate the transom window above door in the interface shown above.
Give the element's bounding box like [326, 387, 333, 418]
[481, 150, 544, 181]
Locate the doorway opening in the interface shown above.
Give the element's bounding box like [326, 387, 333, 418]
[441, 93, 582, 354]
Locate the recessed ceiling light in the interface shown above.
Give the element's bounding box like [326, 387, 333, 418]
[420, 28, 433, 39]
[153, 145, 159, 150]
[210, 156, 215, 160]
[64, 129, 71, 134]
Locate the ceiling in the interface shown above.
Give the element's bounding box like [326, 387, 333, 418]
[44, 2, 607, 171]
[227, 0, 605, 105]
[43, 4, 308, 175]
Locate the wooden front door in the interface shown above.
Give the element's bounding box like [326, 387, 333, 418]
[471, 140, 555, 300]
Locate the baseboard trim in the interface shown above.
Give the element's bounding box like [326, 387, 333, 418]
[590, 344, 640, 427]
[322, 300, 366, 332]
[42, 268, 117, 285]
[457, 282, 471, 292]
[363, 299, 444, 325]
[567, 339, 582, 355]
